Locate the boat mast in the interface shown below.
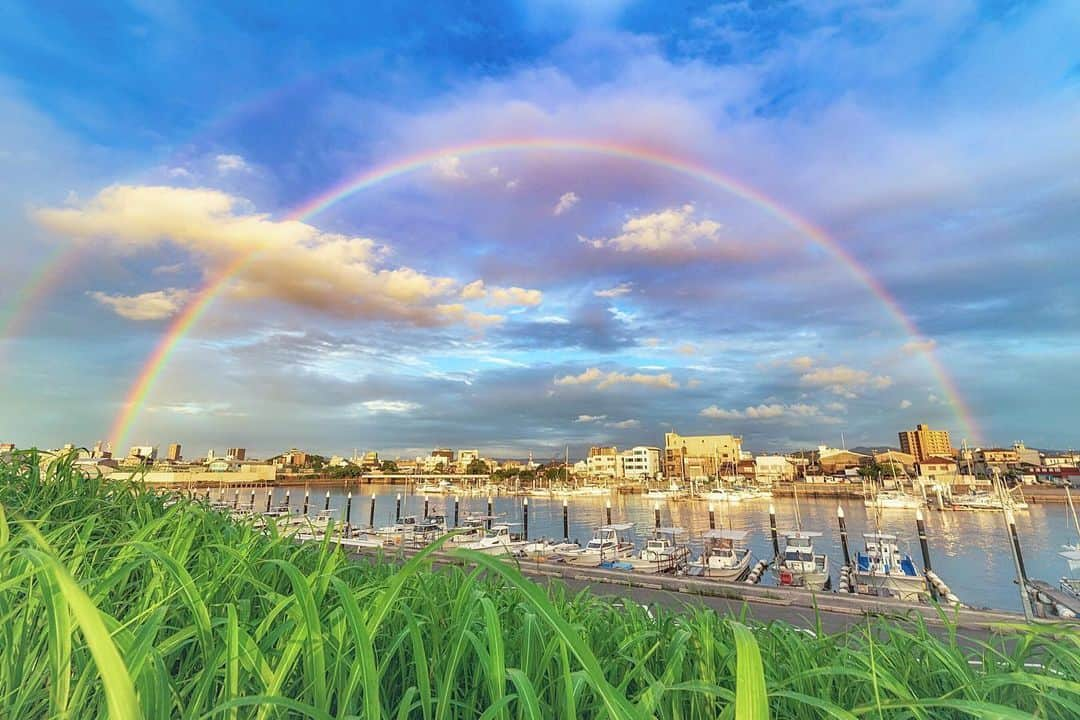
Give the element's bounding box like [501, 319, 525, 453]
[1066, 485, 1080, 546]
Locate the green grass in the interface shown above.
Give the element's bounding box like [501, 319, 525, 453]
[1, 449, 1078, 719]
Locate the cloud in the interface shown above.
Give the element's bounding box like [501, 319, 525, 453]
[593, 282, 633, 298]
[900, 399, 913, 409]
[461, 280, 487, 300]
[553, 191, 579, 215]
[505, 179, 519, 190]
[152, 401, 244, 417]
[152, 262, 184, 275]
[790, 356, 816, 370]
[579, 204, 722, 256]
[555, 367, 679, 390]
[675, 342, 698, 356]
[606, 418, 640, 429]
[36, 185, 505, 328]
[574, 414, 606, 423]
[432, 156, 466, 180]
[361, 400, 420, 414]
[700, 403, 821, 420]
[902, 338, 938, 355]
[799, 365, 893, 397]
[88, 288, 191, 321]
[215, 154, 251, 173]
[487, 286, 543, 307]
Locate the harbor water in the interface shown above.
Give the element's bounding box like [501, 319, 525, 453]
[219, 483, 1078, 613]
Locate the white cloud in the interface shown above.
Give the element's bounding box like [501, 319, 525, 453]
[461, 280, 487, 300]
[89, 288, 191, 321]
[574, 414, 607, 423]
[553, 191, 579, 215]
[687, 378, 703, 388]
[902, 338, 938, 355]
[799, 365, 893, 396]
[167, 167, 192, 179]
[152, 262, 184, 275]
[606, 418, 640, 429]
[790, 356, 816, 370]
[505, 179, 519, 190]
[593, 282, 633, 298]
[36, 185, 504, 328]
[487, 286, 543, 307]
[580, 204, 722, 256]
[900, 399, 913, 409]
[825, 402, 848, 413]
[152, 401, 244, 417]
[215, 154, 251, 173]
[432, 156, 466, 180]
[642, 337, 662, 347]
[555, 367, 679, 390]
[361, 400, 420, 414]
[700, 403, 821, 420]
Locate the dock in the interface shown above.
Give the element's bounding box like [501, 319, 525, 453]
[1027, 580, 1080, 619]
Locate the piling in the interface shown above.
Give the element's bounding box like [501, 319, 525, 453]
[996, 470, 1033, 620]
[915, 509, 937, 601]
[369, 493, 376, 527]
[454, 496, 460, 527]
[284, 489, 290, 510]
[345, 492, 353, 535]
[768, 504, 780, 560]
[605, 499, 612, 525]
[424, 496, 429, 519]
[303, 490, 310, 515]
[837, 506, 850, 565]
[265, 489, 272, 513]
[562, 498, 569, 540]
[708, 504, 716, 530]
[250, 488, 256, 510]
[654, 502, 661, 530]
[324, 490, 331, 512]
[523, 497, 529, 539]
[935, 486, 945, 511]
[487, 496, 493, 529]
[233, 488, 239, 509]
[395, 493, 402, 522]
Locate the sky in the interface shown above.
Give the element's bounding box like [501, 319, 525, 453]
[1, 0, 1078, 459]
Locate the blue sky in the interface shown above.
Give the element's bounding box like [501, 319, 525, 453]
[1, 0, 1077, 458]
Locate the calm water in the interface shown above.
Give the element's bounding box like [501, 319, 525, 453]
[220, 483, 1079, 613]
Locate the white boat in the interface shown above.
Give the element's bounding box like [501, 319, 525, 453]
[852, 533, 928, 602]
[417, 480, 458, 494]
[775, 531, 831, 590]
[702, 486, 772, 503]
[458, 524, 527, 556]
[449, 516, 490, 544]
[609, 528, 690, 574]
[687, 529, 754, 581]
[1060, 548, 1080, 599]
[864, 490, 923, 510]
[561, 523, 636, 566]
[644, 482, 686, 500]
[518, 538, 582, 561]
[555, 485, 611, 497]
[949, 490, 1028, 511]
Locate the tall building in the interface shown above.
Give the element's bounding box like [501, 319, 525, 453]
[664, 432, 742, 481]
[898, 424, 954, 461]
[226, 447, 246, 461]
[620, 446, 661, 481]
[586, 446, 620, 481]
[166, 443, 182, 462]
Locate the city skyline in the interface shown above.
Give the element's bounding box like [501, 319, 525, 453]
[2, 2, 1078, 454]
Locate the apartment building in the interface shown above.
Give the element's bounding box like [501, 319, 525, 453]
[664, 432, 742, 481]
[898, 424, 954, 461]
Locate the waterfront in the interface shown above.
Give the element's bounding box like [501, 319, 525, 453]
[225, 483, 1080, 613]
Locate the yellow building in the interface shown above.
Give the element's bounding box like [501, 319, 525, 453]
[664, 432, 742, 481]
[898, 424, 954, 461]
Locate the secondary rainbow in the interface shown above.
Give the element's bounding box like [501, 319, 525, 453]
[108, 138, 981, 448]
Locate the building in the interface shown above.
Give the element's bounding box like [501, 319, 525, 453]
[226, 447, 246, 461]
[1011, 442, 1040, 466]
[278, 449, 308, 468]
[620, 446, 661, 481]
[166, 443, 182, 462]
[754, 455, 794, 483]
[456, 449, 481, 473]
[127, 446, 158, 463]
[0, 443, 14, 453]
[817, 446, 869, 473]
[916, 455, 959, 483]
[664, 432, 742, 481]
[898, 424, 954, 461]
[873, 450, 916, 474]
[586, 446, 620, 481]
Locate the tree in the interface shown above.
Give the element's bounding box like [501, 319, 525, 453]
[466, 458, 490, 475]
[380, 460, 399, 473]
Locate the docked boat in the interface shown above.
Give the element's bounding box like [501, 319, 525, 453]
[417, 480, 458, 494]
[449, 516, 490, 543]
[949, 490, 1028, 511]
[703, 486, 771, 503]
[561, 523, 636, 566]
[687, 529, 754, 581]
[775, 531, 831, 590]
[864, 490, 923, 510]
[1061, 548, 1080, 600]
[518, 538, 581, 561]
[852, 533, 929, 602]
[458, 524, 527, 556]
[609, 527, 690, 574]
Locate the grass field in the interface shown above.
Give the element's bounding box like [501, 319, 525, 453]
[1, 449, 1077, 719]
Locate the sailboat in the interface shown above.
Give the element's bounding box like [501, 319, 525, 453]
[1061, 486, 1080, 600]
[864, 451, 922, 509]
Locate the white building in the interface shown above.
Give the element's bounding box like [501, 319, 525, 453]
[127, 445, 158, 462]
[620, 446, 661, 481]
[586, 446, 620, 481]
[456, 449, 481, 472]
[754, 455, 794, 483]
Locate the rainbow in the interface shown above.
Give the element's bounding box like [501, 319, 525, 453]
[107, 138, 981, 448]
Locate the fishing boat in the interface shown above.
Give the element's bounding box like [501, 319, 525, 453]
[448, 516, 490, 544]
[686, 529, 754, 581]
[458, 523, 527, 556]
[560, 523, 636, 566]
[864, 490, 923, 510]
[852, 532, 929, 602]
[775, 531, 831, 590]
[608, 527, 690, 574]
[949, 489, 1028, 511]
[518, 538, 581, 561]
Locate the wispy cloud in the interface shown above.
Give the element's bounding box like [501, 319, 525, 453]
[553, 191, 579, 215]
[594, 282, 633, 298]
[88, 288, 191, 321]
[555, 367, 679, 390]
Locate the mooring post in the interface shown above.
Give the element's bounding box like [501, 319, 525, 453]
[562, 498, 569, 540]
[303, 490, 310, 515]
[523, 497, 529, 540]
[708, 504, 716, 530]
[423, 495, 429, 519]
[395, 492, 402, 522]
[454, 496, 460, 527]
[654, 502, 661, 530]
[915, 509, 937, 601]
[233, 488, 239, 509]
[265, 489, 272, 513]
[838, 506, 850, 566]
[284, 489, 290, 510]
[250, 488, 256, 510]
[324, 490, 331, 512]
[369, 493, 376, 527]
[769, 504, 780, 561]
[487, 496, 494, 529]
[605, 499, 613, 525]
[345, 492, 353, 536]
[995, 469, 1033, 620]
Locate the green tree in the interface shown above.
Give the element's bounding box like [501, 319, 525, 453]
[466, 458, 490, 475]
[380, 460, 399, 473]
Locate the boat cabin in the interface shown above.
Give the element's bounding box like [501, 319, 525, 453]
[702, 529, 749, 560]
[857, 533, 918, 576]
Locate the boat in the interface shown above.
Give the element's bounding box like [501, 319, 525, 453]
[449, 516, 490, 543]
[702, 486, 771, 503]
[1061, 549, 1080, 600]
[458, 524, 527, 556]
[687, 529, 754, 581]
[864, 490, 923, 510]
[949, 489, 1028, 511]
[775, 531, 831, 590]
[417, 480, 458, 494]
[560, 523, 636, 566]
[608, 527, 690, 574]
[644, 482, 686, 500]
[852, 532, 929, 602]
[555, 485, 611, 497]
[518, 538, 581, 561]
